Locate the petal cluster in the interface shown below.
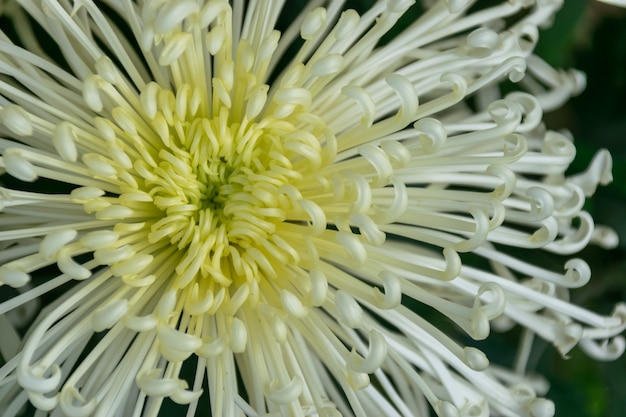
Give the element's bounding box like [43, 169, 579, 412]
[0, 1, 623, 417]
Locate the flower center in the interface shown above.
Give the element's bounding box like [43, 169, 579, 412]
[144, 110, 292, 287]
[87, 80, 334, 295]
[146, 109, 287, 249]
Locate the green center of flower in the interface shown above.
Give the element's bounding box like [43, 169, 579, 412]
[146, 111, 288, 249]
[144, 113, 292, 287]
[85, 79, 334, 295]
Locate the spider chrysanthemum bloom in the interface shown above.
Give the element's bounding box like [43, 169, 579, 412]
[0, 0, 624, 416]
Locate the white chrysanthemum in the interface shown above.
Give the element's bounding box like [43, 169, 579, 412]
[0, 1, 624, 416]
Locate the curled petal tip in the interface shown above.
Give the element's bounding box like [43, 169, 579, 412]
[59, 387, 97, 417]
[436, 400, 460, 417]
[463, 347, 489, 371]
[529, 398, 555, 417]
[265, 377, 303, 404]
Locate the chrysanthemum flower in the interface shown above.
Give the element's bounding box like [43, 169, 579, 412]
[0, 0, 624, 416]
